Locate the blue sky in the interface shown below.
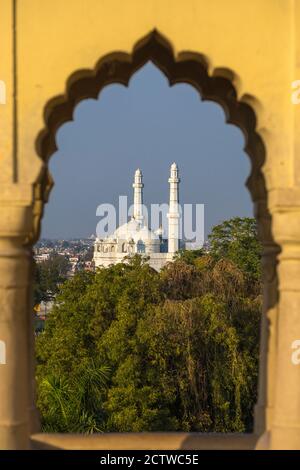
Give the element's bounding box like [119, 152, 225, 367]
[41, 62, 252, 240]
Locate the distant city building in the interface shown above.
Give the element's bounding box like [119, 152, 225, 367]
[34, 300, 54, 319]
[84, 260, 94, 271]
[34, 253, 50, 263]
[93, 163, 185, 271]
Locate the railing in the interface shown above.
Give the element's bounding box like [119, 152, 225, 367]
[31, 432, 258, 450]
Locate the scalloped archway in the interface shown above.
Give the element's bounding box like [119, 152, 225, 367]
[33, 30, 268, 235]
[32, 29, 277, 441]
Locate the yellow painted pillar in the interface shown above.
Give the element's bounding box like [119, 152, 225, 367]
[0, 230, 31, 448]
[254, 202, 279, 445]
[255, 244, 279, 438]
[0, 198, 32, 449]
[271, 209, 300, 449]
[27, 252, 40, 435]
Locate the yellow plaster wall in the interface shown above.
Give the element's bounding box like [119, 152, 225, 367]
[4, 0, 296, 193]
[1, 0, 300, 450]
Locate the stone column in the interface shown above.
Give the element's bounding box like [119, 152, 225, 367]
[27, 253, 40, 434]
[0, 203, 33, 449]
[254, 203, 279, 445]
[271, 209, 300, 449]
[255, 243, 279, 444]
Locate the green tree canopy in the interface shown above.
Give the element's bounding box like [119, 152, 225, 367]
[36, 218, 261, 433]
[208, 217, 261, 281]
[34, 254, 70, 304]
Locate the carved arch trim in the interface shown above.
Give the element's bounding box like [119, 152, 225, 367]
[32, 29, 267, 242]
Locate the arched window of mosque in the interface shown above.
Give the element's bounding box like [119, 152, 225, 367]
[137, 240, 145, 253]
[122, 243, 127, 253]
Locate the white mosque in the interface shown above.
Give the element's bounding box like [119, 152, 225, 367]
[93, 163, 185, 271]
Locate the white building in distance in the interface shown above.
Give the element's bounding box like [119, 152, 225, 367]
[93, 163, 185, 271]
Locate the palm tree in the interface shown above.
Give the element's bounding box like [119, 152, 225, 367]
[39, 361, 110, 433]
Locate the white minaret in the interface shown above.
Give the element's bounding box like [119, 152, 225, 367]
[167, 162, 181, 253]
[132, 168, 144, 223]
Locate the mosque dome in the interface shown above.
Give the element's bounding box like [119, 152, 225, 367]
[112, 218, 159, 243]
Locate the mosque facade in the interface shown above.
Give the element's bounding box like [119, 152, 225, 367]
[93, 163, 184, 271]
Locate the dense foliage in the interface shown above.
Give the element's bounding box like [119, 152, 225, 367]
[34, 254, 70, 304]
[36, 217, 262, 433]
